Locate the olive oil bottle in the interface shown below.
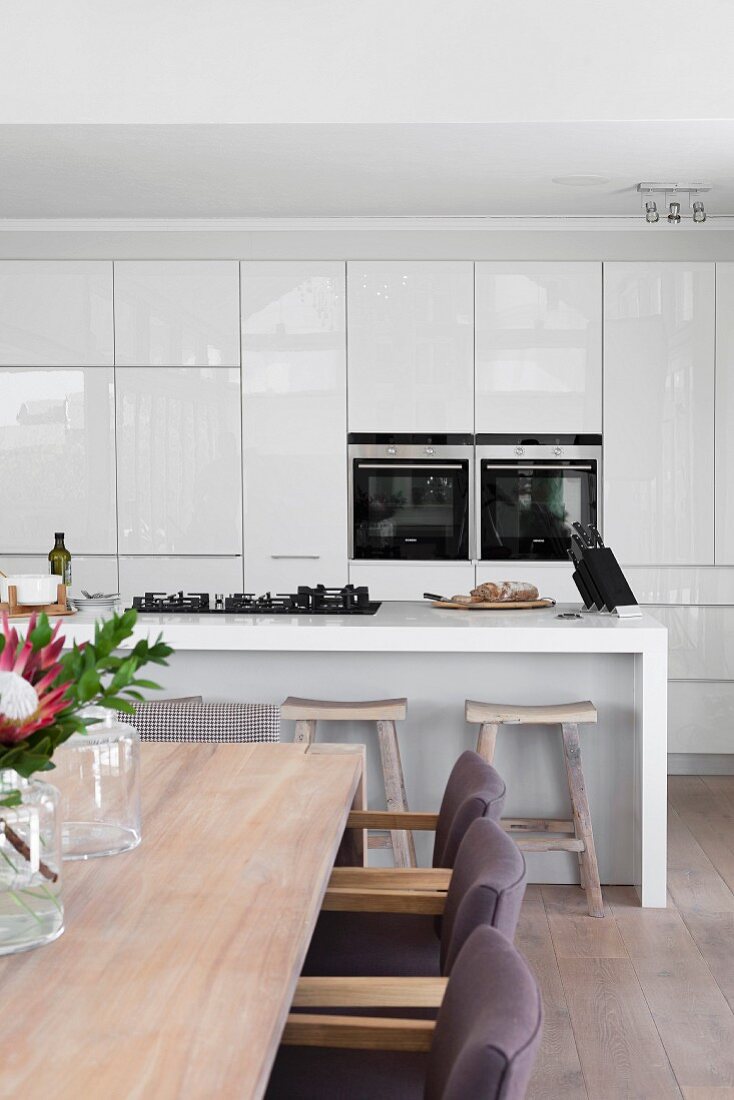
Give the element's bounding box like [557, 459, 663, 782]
[48, 532, 72, 587]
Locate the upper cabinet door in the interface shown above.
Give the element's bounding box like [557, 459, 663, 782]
[475, 262, 602, 434]
[347, 262, 473, 433]
[604, 262, 715, 565]
[241, 261, 347, 591]
[116, 367, 243, 555]
[716, 264, 734, 564]
[0, 261, 113, 366]
[114, 261, 240, 366]
[0, 367, 117, 552]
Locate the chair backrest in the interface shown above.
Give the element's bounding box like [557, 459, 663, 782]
[130, 701, 280, 743]
[427, 926, 543, 1100]
[433, 751, 506, 869]
[440, 817, 527, 974]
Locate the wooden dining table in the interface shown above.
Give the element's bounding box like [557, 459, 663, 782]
[0, 741, 364, 1099]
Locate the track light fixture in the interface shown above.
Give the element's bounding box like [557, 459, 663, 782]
[636, 182, 711, 225]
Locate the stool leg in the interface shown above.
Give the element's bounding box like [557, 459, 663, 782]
[561, 723, 603, 918]
[294, 719, 317, 745]
[476, 722, 500, 764]
[376, 720, 417, 868]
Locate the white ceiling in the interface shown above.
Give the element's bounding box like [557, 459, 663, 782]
[1, 122, 734, 219]
[2, 0, 733, 124]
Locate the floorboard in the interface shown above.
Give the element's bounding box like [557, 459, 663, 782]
[515, 886, 588, 1100]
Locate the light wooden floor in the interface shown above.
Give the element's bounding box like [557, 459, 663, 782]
[518, 775, 734, 1100]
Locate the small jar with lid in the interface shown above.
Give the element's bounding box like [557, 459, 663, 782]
[54, 708, 141, 860]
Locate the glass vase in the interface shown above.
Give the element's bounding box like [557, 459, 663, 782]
[0, 770, 64, 955]
[54, 708, 141, 860]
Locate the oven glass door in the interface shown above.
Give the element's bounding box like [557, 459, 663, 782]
[353, 460, 469, 560]
[480, 460, 597, 561]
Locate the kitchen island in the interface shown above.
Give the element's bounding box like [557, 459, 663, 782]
[54, 601, 668, 906]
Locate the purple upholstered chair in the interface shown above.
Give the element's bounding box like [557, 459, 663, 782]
[432, 750, 506, 868]
[266, 925, 543, 1100]
[302, 816, 527, 980]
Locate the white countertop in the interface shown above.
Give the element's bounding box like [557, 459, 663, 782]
[30, 601, 667, 655]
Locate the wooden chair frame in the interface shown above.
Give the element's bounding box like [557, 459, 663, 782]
[283, 1014, 436, 1052]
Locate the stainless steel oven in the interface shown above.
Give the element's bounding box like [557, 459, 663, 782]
[476, 435, 602, 562]
[349, 435, 474, 560]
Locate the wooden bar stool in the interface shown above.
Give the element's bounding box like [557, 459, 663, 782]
[281, 697, 416, 868]
[465, 699, 603, 917]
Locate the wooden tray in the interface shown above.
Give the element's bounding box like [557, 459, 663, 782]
[431, 597, 556, 610]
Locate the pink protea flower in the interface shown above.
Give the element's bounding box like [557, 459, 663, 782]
[0, 612, 74, 745]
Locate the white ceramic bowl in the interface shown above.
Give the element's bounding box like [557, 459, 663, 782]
[0, 574, 64, 605]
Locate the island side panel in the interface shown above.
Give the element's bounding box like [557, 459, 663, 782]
[634, 645, 668, 907]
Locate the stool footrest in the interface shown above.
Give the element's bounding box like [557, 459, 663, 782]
[515, 837, 585, 853]
[503, 818, 575, 834]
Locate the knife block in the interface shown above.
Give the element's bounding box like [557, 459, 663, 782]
[0, 583, 72, 618]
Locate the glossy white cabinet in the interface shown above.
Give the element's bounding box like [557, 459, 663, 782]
[118, 556, 244, 602]
[241, 262, 347, 591]
[347, 262, 474, 433]
[0, 368, 116, 553]
[349, 563, 476, 602]
[115, 368, 242, 555]
[114, 261, 240, 366]
[475, 262, 602, 434]
[604, 262, 715, 565]
[716, 263, 734, 564]
[0, 261, 113, 366]
[668, 682, 734, 754]
[0, 554, 119, 597]
[475, 562, 579, 604]
[646, 605, 734, 681]
[624, 566, 734, 605]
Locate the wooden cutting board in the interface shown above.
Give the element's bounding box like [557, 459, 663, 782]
[431, 598, 556, 610]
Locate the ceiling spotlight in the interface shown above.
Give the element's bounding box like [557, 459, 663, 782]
[645, 200, 659, 224]
[667, 201, 682, 224]
[693, 200, 707, 223]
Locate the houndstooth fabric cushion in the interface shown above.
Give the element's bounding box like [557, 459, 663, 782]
[130, 701, 281, 744]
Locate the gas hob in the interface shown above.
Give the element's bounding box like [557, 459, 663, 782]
[131, 584, 381, 616]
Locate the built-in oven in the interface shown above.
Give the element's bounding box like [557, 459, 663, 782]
[476, 435, 602, 562]
[349, 435, 474, 560]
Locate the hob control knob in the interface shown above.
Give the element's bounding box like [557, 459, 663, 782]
[386, 445, 397, 455]
[515, 446, 525, 456]
[424, 446, 436, 455]
[553, 445, 563, 456]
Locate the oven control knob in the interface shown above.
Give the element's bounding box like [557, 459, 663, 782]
[515, 446, 525, 456]
[424, 446, 436, 455]
[386, 446, 397, 455]
[553, 445, 563, 456]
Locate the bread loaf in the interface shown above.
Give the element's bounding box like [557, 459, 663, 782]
[449, 594, 473, 604]
[470, 581, 539, 603]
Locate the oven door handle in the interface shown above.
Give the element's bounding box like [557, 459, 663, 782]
[357, 463, 464, 470]
[481, 464, 594, 472]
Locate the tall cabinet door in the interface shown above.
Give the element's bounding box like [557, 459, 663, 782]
[347, 261, 474, 433]
[716, 264, 734, 564]
[241, 262, 348, 591]
[604, 262, 715, 564]
[475, 262, 602, 434]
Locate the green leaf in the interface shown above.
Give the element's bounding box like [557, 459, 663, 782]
[99, 697, 135, 714]
[77, 666, 101, 701]
[29, 614, 52, 649]
[0, 790, 21, 808]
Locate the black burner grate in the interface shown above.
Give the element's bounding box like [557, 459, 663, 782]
[131, 585, 381, 616]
